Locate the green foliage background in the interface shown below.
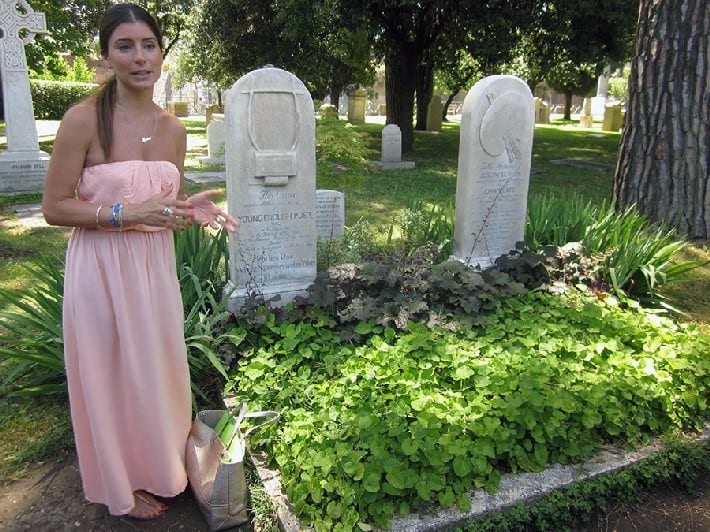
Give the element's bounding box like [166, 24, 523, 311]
[30, 80, 96, 120]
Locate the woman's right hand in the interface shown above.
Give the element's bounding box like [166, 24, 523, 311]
[123, 188, 195, 230]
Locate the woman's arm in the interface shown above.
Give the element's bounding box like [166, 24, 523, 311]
[41, 102, 99, 228]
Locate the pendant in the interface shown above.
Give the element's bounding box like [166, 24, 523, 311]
[141, 136, 152, 143]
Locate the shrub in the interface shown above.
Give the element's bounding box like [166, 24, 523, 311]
[317, 218, 393, 272]
[583, 203, 705, 300]
[0, 257, 65, 396]
[230, 288, 709, 529]
[315, 115, 374, 168]
[174, 224, 229, 311]
[525, 192, 596, 248]
[523, 195, 703, 301]
[30, 80, 96, 120]
[397, 199, 454, 261]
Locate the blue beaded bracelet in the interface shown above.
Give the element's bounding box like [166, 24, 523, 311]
[109, 202, 122, 228]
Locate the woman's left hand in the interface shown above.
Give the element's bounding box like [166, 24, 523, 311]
[187, 190, 239, 231]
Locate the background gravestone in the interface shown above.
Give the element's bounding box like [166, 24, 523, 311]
[602, 103, 623, 132]
[0, 0, 49, 194]
[373, 124, 415, 170]
[451, 75, 535, 269]
[315, 189, 345, 239]
[426, 96, 443, 131]
[224, 66, 317, 310]
[347, 89, 367, 123]
[199, 118, 225, 165]
[579, 97, 594, 128]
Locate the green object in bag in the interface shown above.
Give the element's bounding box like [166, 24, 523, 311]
[213, 411, 230, 436]
[219, 416, 236, 447]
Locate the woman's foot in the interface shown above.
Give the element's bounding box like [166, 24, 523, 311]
[126, 490, 167, 519]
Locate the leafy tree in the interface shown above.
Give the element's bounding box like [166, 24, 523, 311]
[524, 0, 638, 119]
[24, 1, 191, 78]
[614, 0, 709, 238]
[182, 0, 374, 105]
[25, 0, 111, 77]
[138, 0, 197, 57]
[545, 61, 598, 120]
[434, 50, 484, 121]
[349, 1, 536, 151]
[273, 0, 375, 105]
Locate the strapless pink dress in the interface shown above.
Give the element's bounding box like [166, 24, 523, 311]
[63, 160, 191, 515]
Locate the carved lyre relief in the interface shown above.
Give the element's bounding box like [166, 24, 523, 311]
[480, 90, 524, 164]
[245, 82, 305, 186]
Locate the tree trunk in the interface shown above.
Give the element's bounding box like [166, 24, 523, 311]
[442, 91, 458, 122]
[563, 92, 573, 120]
[614, 0, 709, 239]
[329, 85, 342, 111]
[415, 62, 434, 131]
[385, 49, 418, 153]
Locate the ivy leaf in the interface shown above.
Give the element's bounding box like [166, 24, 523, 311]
[401, 437, 420, 456]
[453, 364, 475, 380]
[534, 443, 549, 468]
[343, 459, 365, 480]
[385, 469, 406, 489]
[362, 470, 381, 493]
[326, 501, 343, 519]
[452, 455, 472, 477]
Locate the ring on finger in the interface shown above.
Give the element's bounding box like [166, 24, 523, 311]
[215, 215, 224, 224]
[162, 206, 174, 216]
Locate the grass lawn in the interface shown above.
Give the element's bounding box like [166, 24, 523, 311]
[0, 114, 707, 493]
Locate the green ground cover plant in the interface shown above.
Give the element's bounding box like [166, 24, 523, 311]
[228, 288, 708, 529]
[0, 117, 708, 528]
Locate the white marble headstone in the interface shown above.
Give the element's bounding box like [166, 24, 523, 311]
[316, 189, 344, 239]
[224, 67, 317, 310]
[374, 124, 415, 170]
[381, 124, 402, 162]
[199, 118, 225, 165]
[451, 75, 534, 269]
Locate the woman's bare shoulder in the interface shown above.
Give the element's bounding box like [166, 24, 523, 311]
[158, 107, 187, 134]
[59, 97, 97, 133]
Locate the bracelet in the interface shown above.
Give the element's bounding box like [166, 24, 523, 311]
[109, 202, 122, 228]
[95, 205, 104, 229]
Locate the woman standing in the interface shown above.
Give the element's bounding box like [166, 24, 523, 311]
[42, 3, 236, 520]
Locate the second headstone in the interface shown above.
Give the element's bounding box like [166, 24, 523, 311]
[451, 75, 535, 269]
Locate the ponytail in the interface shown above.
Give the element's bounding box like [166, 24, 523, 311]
[96, 77, 116, 160]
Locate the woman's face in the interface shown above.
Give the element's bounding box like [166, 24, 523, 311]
[104, 21, 162, 91]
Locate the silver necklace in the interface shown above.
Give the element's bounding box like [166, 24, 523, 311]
[118, 103, 157, 143]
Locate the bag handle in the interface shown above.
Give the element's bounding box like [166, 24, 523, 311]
[226, 403, 280, 445]
[242, 410, 280, 439]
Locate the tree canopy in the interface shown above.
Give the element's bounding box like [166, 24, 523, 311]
[25, 0, 110, 77]
[524, 0, 638, 118]
[24, 0, 194, 77]
[181, 0, 375, 103]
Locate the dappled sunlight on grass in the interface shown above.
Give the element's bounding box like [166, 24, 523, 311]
[660, 240, 710, 330]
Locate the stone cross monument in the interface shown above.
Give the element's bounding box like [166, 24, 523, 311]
[0, 0, 49, 193]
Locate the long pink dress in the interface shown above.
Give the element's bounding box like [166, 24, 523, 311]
[63, 160, 192, 515]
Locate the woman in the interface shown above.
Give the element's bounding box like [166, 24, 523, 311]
[42, 3, 237, 520]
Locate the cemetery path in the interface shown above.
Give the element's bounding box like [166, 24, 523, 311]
[0, 448, 706, 531]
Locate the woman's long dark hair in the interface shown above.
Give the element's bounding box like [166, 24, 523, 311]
[96, 3, 163, 159]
